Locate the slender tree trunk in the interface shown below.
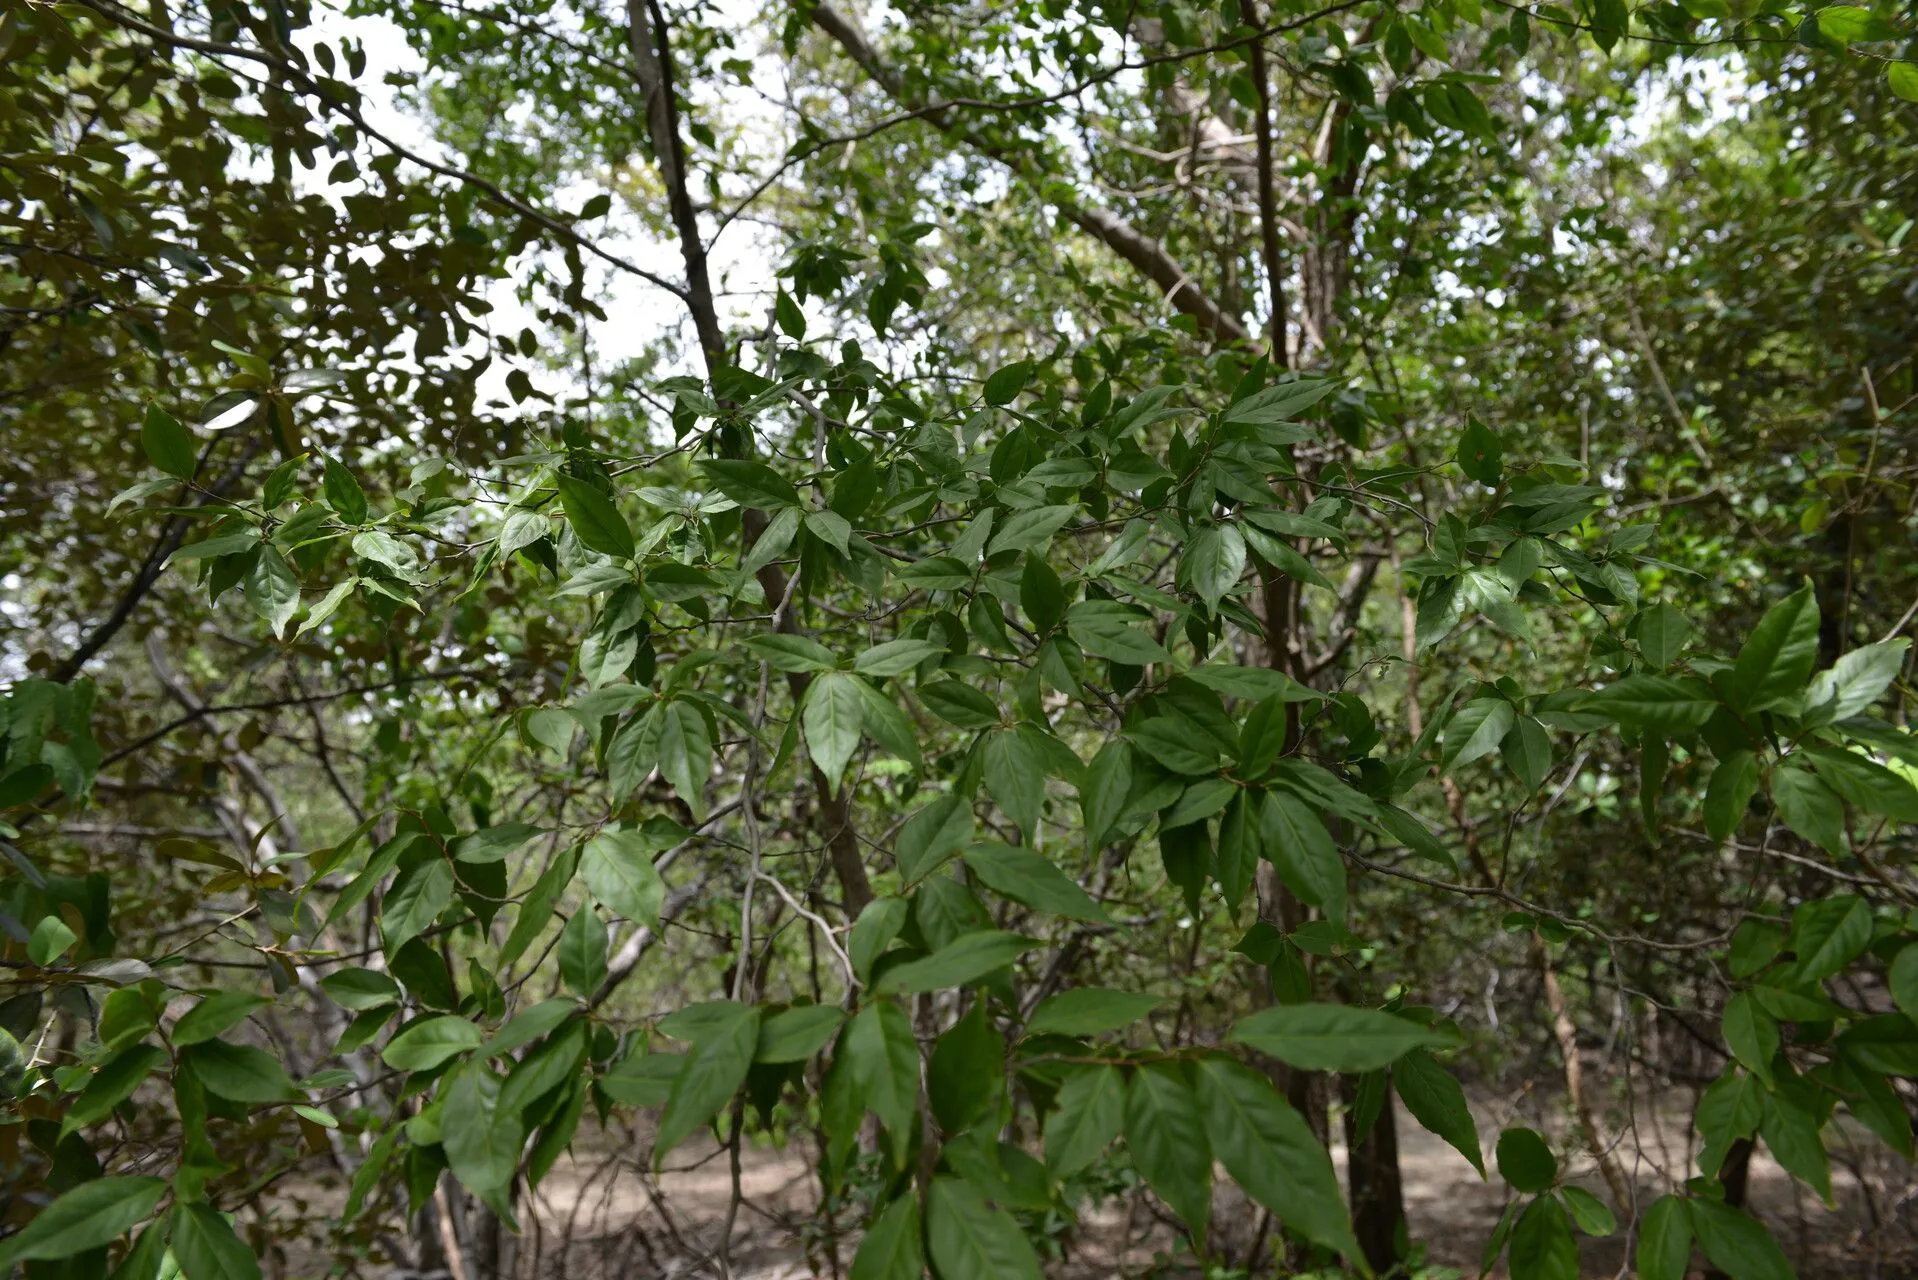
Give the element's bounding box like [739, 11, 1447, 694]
[1341, 1074, 1406, 1273]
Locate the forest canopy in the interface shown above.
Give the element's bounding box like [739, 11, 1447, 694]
[2, 0, 1917, 1277]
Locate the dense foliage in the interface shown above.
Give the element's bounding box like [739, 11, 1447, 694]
[3, 0, 1917, 1276]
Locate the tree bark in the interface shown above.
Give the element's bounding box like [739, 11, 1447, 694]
[1341, 1074, 1406, 1274]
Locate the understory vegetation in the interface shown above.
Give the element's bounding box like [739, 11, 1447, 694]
[3, 0, 1918, 1275]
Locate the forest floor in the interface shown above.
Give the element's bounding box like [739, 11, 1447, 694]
[496, 1093, 1918, 1279]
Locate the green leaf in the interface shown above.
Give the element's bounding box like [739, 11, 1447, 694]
[447, 823, 543, 866]
[1559, 1185, 1616, 1237]
[580, 828, 666, 928]
[1705, 751, 1760, 842]
[1019, 552, 1065, 632]
[1066, 601, 1170, 665]
[1181, 525, 1246, 612]
[981, 729, 1044, 837]
[1637, 1195, 1694, 1280]
[745, 634, 839, 672]
[1759, 1090, 1831, 1203]
[29, 916, 77, 965]
[1124, 1063, 1212, 1243]
[846, 1001, 919, 1143]
[1729, 583, 1819, 712]
[1442, 698, 1517, 769]
[1722, 991, 1779, 1086]
[925, 1177, 1040, 1280]
[1495, 1127, 1557, 1192]
[1393, 1047, 1485, 1176]
[1507, 1194, 1578, 1280]
[962, 843, 1107, 922]
[986, 505, 1077, 556]
[382, 1015, 483, 1071]
[983, 359, 1032, 406]
[807, 508, 853, 556]
[1890, 943, 1918, 1020]
[500, 845, 579, 969]
[1377, 804, 1458, 874]
[1772, 762, 1846, 854]
[1224, 379, 1336, 425]
[0, 1177, 168, 1269]
[181, 1039, 294, 1103]
[1636, 602, 1693, 668]
[898, 556, 975, 591]
[928, 1001, 1004, 1133]
[875, 931, 1035, 995]
[1045, 1063, 1125, 1175]
[896, 796, 975, 883]
[1229, 1004, 1456, 1072]
[804, 671, 867, 793]
[699, 458, 800, 510]
[849, 897, 908, 982]
[323, 456, 368, 525]
[1457, 416, 1503, 486]
[558, 906, 608, 996]
[141, 404, 198, 478]
[1258, 790, 1345, 926]
[1025, 988, 1162, 1038]
[1163, 776, 1234, 829]
[1581, 675, 1719, 730]
[382, 857, 455, 953]
[319, 968, 401, 1012]
[919, 680, 1001, 730]
[442, 1063, 522, 1199]
[1788, 894, 1873, 983]
[1194, 1057, 1361, 1262]
[755, 1005, 845, 1064]
[555, 475, 636, 560]
[1816, 4, 1897, 42]
[656, 1001, 760, 1157]
[60, 1044, 167, 1138]
[1686, 1198, 1793, 1280]
[350, 529, 419, 576]
[851, 1194, 925, 1280]
[1890, 60, 1918, 101]
[172, 991, 271, 1046]
[1805, 638, 1908, 722]
[244, 545, 302, 639]
[599, 1050, 683, 1106]
[170, 1203, 262, 1280]
[1130, 717, 1219, 776]
[656, 700, 714, 818]
[1500, 715, 1553, 792]
[483, 999, 579, 1058]
[856, 638, 946, 677]
[1802, 745, 1918, 822]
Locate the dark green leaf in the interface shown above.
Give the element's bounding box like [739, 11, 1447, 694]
[1507, 1195, 1577, 1280]
[170, 1203, 263, 1280]
[1044, 1063, 1124, 1175]
[1495, 1127, 1557, 1192]
[1124, 1063, 1212, 1243]
[656, 1001, 760, 1157]
[1229, 1004, 1456, 1073]
[962, 843, 1106, 922]
[556, 475, 635, 560]
[875, 931, 1036, 995]
[1393, 1048, 1485, 1176]
[1194, 1057, 1361, 1262]
[141, 405, 198, 478]
[925, 1177, 1040, 1280]
[851, 1194, 925, 1280]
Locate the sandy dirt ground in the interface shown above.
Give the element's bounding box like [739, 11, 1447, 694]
[461, 1094, 1917, 1279]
